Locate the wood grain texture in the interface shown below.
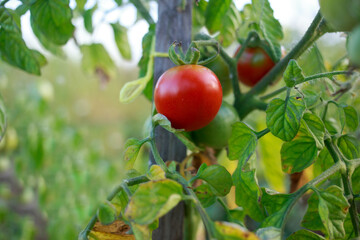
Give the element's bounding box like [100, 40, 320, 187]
[151, 0, 192, 239]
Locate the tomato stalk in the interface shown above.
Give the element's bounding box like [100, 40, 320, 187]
[260, 70, 352, 100]
[324, 139, 360, 237]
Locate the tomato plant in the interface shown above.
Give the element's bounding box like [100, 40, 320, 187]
[235, 46, 275, 87]
[191, 101, 238, 149]
[154, 65, 222, 131]
[1, 0, 360, 240]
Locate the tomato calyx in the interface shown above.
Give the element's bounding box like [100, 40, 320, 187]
[168, 40, 220, 66]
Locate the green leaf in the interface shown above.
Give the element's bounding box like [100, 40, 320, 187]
[0, 97, 6, 143]
[323, 102, 346, 135]
[111, 190, 128, 215]
[80, 44, 116, 81]
[215, 221, 259, 240]
[0, 7, 21, 33]
[152, 114, 200, 152]
[111, 23, 132, 60]
[97, 201, 117, 225]
[131, 220, 158, 240]
[15, 4, 29, 16]
[343, 106, 359, 132]
[114, 0, 123, 6]
[124, 179, 183, 225]
[218, 3, 242, 47]
[256, 227, 281, 240]
[123, 138, 147, 169]
[75, 0, 86, 11]
[193, 164, 232, 196]
[260, 189, 293, 228]
[31, 18, 65, 57]
[337, 135, 359, 160]
[301, 112, 325, 149]
[233, 168, 265, 222]
[228, 122, 257, 167]
[194, 183, 217, 208]
[283, 60, 305, 87]
[251, 0, 283, 62]
[266, 97, 306, 141]
[0, 31, 43, 75]
[205, 0, 231, 33]
[281, 136, 317, 173]
[301, 89, 320, 109]
[302, 186, 349, 239]
[298, 43, 326, 76]
[83, 5, 96, 34]
[287, 229, 325, 240]
[30, 0, 74, 45]
[313, 148, 334, 178]
[193, 0, 208, 35]
[147, 165, 165, 181]
[139, 25, 155, 101]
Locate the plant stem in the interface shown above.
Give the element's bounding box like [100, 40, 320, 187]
[167, 172, 217, 239]
[78, 175, 149, 240]
[279, 160, 345, 237]
[261, 71, 350, 100]
[256, 128, 270, 139]
[150, 127, 169, 172]
[129, 0, 155, 25]
[324, 139, 360, 237]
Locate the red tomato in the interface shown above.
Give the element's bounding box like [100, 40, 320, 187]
[154, 65, 222, 131]
[235, 46, 275, 87]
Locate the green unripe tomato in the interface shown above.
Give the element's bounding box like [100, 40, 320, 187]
[203, 55, 232, 96]
[191, 101, 238, 149]
[319, 0, 360, 32]
[347, 25, 360, 65]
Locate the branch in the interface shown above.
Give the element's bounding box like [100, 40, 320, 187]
[325, 138, 360, 237]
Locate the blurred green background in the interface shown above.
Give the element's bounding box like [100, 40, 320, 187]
[0, 58, 151, 239]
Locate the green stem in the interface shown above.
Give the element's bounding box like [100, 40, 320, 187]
[256, 128, 270, 139]
[129, 0, 155, 25]
[153, 52, 169, 58]
[279, 160, 345, 237]
[325, 139, 360, 237]
[150, 127, 169, 172]
[167, 172, 217, 239]
[261, 71, 350, 100]
[78, 175, 149, 240]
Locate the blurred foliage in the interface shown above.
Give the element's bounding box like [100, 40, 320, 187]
[0, 58, 150, 240]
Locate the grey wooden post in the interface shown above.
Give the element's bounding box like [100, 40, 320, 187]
[151, 0, 192, 239]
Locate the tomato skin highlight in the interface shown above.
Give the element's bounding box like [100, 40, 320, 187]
[191, 101, 239, 149]
[154, 65, 223, 131]
[235, 46, 275, 87]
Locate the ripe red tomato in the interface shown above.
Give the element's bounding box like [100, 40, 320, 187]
[154, 65, 222, 131]
[235, 46, 275, 87]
